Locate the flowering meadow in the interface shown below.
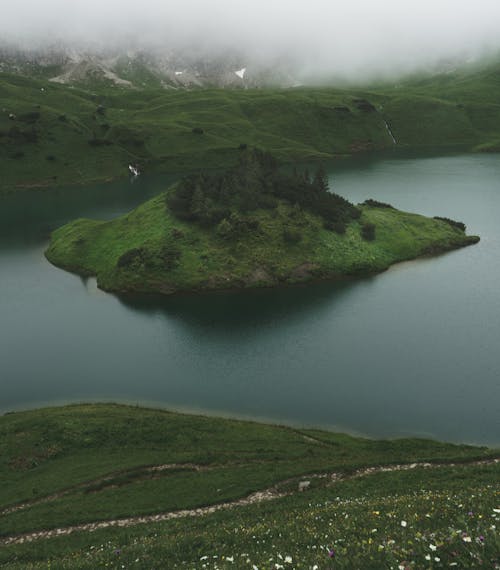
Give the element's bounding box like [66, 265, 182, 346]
[3, 464, 498, 569]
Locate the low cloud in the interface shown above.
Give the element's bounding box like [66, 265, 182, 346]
[2, 0, 500, 80]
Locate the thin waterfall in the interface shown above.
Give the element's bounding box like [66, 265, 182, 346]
[383, 120, 397, 144]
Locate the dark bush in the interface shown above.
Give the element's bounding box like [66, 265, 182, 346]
[283, 228, 302, 244]
[9, 151, 24, 159]
[161, 245, 181, 270]
[117, 248, 145, 268]
[46, 155, 56, 161]
[351, 208, 362, 219]
[324, 220, 346, 234]
[192, 127, 204, 135]
[238, 143, 248, 150]
[171, 228, 185, 239]
[58, 114, 67, 122]
[96, 105, 106, 116]
[256, 193, 278, 209]
[361, 222, 376, 241]
[363, 199, 395, 209]
[433, 216, 466, 232]
[216, 218, 233, 240]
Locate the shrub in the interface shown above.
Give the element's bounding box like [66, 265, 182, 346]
[257, 193, 278, 209]
[363, 199, 395, 209]
[161, 245, 181, 270]
[324, 220, 346, 234]
[283, 228, 302, 244]
[192, 127, 204, 135]
[117, 248, 145, 269]
[216, 218, 233, 240]
[171, 228, 184, 239]
[433, 216, 466, 232]
[351, 208, 362, 219]
[361, 222, 376, 241]
[46, 155, 56, 161]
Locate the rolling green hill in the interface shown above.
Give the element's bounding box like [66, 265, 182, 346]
[2, 59, 500, 193]
[0, 404, 498, 569]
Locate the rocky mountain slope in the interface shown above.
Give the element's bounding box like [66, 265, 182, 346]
[0, 44, 298, 89]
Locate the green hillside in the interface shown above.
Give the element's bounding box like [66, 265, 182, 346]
[0, 404, 498, 568]
[2, 59, 500, 193]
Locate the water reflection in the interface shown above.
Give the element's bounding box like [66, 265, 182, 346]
[116, 278, 372, 337]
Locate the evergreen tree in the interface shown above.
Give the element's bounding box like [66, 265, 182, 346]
[313, 164, 329, 194]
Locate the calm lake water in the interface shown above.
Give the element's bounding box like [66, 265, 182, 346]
[1, 153, 499, 446]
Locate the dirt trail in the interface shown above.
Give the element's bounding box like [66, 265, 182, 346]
[1, 457, 497, 547]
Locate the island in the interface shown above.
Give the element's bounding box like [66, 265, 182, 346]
[45, 149, 479, 295]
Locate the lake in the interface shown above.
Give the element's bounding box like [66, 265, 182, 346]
[1, 152, 499, 446]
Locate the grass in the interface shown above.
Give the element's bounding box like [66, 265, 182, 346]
[2, 57, 500, 192]
[44, 190, 479, 295]
[0, 404, 498, 568]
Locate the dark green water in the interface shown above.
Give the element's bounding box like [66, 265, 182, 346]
[1, 154, 499, 445]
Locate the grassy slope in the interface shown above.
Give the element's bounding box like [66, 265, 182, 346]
[45, 192, 479, 295]
[0, 404, 498, 568]
[2, 59, 500, 192]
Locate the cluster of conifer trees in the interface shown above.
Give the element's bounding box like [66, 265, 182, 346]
[167, 148, 359, 230]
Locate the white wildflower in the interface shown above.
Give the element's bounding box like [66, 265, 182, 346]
[400, 520, 407, 527]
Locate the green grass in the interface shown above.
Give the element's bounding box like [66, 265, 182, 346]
[45, 191, 479, 295]
[0, 404, 498, 568]
[2, 57, 500, 193]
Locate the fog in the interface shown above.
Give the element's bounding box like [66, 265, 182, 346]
[2, 0, 500, 80]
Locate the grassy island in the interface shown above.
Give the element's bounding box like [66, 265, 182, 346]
[46, 149, 479, 296]
[0, 404, 498, 568]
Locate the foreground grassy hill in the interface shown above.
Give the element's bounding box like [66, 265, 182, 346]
[0, 404, 498, 568]
[2, 58, 500, 192]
